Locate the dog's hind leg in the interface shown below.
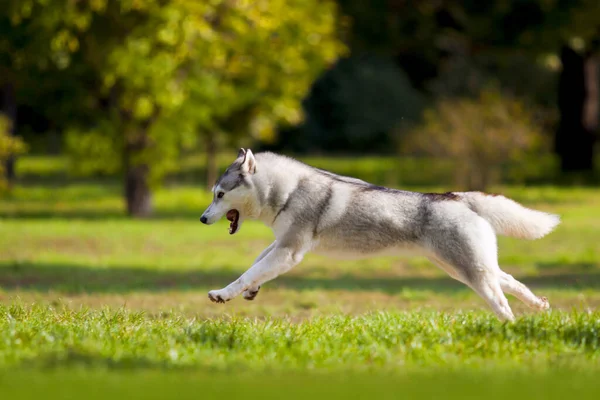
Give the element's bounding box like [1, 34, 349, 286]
[429, 255, 515, 321]
[467, 271, 515, 321]
[427, 216, 515, 321]
[498, 272, 550, 311]
[428, 255, 469, 284]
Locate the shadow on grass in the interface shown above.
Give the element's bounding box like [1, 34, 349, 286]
[0, 261, 598, 295]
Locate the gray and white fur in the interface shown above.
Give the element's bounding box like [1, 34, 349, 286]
[200, 149, 560, 320]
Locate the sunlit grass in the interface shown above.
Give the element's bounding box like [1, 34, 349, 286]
[1, 305, 599, 370]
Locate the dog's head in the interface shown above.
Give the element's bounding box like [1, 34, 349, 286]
[200, 148, 257, 235]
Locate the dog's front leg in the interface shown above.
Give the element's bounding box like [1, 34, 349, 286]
[208, 242, 306, 303]
[242, 241, 277, 300]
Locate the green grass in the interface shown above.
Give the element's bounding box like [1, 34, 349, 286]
[1, 305, 600, 398]
[1, 307, 600, 399]
[2, 305, 599, 371]
[1, 155, 600, 398]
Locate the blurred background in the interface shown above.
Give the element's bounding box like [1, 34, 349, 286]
[1, 0, 598, 216]
[0, 0, 599, 319]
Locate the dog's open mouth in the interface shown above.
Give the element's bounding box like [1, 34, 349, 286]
[226, 209, 240, 235]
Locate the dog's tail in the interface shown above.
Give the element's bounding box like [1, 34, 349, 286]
[459, 192, 560, 240]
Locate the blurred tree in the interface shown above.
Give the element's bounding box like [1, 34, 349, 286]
[336, 0, 599, 173]
[0, 83, 17, 182]
[1, 0, 61, 183]
[0, 114, 26, 191]
[1, 0, 107, 180]
[403, 89, 547, 190]
[556, 44, 598, 174]
[58, 0, 343, 216]
[179, 0, 345, 187]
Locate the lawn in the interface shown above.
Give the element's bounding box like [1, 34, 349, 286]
[1, 155, 599, 398]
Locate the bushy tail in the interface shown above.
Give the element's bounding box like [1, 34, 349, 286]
[459, 192, 560, 240]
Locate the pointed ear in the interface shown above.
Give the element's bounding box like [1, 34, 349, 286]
[237, 148, 246, 160]
[241, 149, 256, 175]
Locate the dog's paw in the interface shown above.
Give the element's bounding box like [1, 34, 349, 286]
[243, 286, 261, 301]
[208, 290, 230, 304]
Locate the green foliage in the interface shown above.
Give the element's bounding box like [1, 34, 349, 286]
[0, 0, 92, 71]
[59, 0, 345, 186]
[0, 114, 26, 191]
[64, 123, 122, 177]
[0, 0, 98, 132]
[2, 0, 344, 214]
[403, 89, 549, 190]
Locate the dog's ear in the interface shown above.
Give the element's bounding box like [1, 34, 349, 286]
[237, 148, 246, 160]
[241, 149, 256, 175]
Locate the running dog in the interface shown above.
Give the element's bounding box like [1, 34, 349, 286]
[200, 149, 560, 321]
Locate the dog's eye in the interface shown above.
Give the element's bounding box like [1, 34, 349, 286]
[217, 192, 225, 199]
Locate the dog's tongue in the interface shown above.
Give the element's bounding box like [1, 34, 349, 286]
[226, 209, 240, 234]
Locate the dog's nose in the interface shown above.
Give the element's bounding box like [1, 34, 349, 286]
[200, 216, 208, 224]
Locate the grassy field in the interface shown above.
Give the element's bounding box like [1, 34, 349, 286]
[1, 155, 599, 397]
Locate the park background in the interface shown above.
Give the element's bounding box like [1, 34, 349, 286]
[1, 1, 600, 398]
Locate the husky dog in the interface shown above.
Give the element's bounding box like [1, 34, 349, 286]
[200, 149, 560, 321]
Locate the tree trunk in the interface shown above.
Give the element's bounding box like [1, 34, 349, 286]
[556, 46, 598, 173]
[205, 132, 218, 190]
[124, 127, 153, 218]
[2, 83, 17, 183]
[125, 162, 152, 217]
